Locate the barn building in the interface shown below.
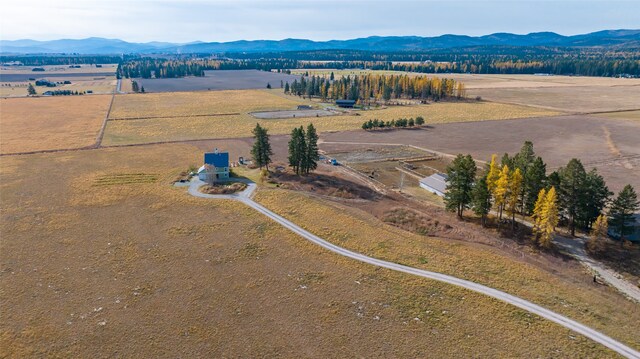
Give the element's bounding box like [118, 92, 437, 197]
[419, 173, 448, 197]
[198, 149, 230, 181]
[335, 99, 356, 108]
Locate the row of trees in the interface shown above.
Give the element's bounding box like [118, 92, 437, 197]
[361, 116, 425, 130]
[285, 74, 464, 102]
[444, 141, 639, 246]
[250, 123, 320, 176]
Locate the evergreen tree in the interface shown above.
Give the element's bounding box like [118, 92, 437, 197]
[303, 123, 320, 175]
[577, 169, 612, 230]
[288, 126, 307, 175]
[524, 156, 547, 214]
[284, 82, 290, 94]
[557, 158, 587, 236]
[250, 123, 274, 171]
[444, 154, 477, 218]
[472, 175, 491, 227]
[608, 184, 640, 243]
[415, 116, 425, 125]
[27, 83, 37, 95]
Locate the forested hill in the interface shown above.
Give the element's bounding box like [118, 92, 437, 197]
[2, 30, 639, 54]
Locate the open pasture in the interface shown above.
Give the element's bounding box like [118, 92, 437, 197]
[103, 89, 556, 146]
[0, 64, 117, 75]
[469, 85, 640, 113]
[0, 95, 112, 154]
[321, 114, 640, 193]
[0, 143, 638, 357]
[291, 70, 640, 112]
[134, 69, 300, 92]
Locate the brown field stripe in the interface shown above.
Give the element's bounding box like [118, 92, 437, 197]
[108, 113, 240, 121]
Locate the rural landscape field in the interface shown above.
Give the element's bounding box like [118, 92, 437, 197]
[1, 1, 640, 358]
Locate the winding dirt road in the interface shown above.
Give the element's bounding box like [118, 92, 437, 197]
[187, 178, 640, 359]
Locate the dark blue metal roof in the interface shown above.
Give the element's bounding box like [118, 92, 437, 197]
[204, 152, 229, 168]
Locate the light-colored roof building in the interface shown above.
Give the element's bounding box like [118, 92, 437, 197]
[419, 173, 448, 197]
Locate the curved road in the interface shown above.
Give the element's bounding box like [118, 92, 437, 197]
[188, 178, 640, 359]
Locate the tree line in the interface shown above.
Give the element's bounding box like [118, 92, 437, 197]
[444, 141, 639, 247]
[285, 74, 464, 102]
[361, 116, 424, 130]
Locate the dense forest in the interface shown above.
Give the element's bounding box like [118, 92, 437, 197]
[4, 46, 639, 77]
[285, 74, 464, 102]
[0, 55, 125, 66]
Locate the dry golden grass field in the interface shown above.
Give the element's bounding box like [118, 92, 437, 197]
[0, 143, 634, 357]
[0, 64, 117, 75]
[102, 89, 556, 145]
[119, 78, 134, 93]
[0, 95, 111, 154]
[291, 70, 640, 113]
[255, 188, 640, 352]
[596, 110, 640, 121]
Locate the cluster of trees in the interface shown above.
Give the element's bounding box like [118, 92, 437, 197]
[250, 123, 320, 176]
[285, 74, 464, 102]
[361, 116, 424, 130]
[117, 58, 214, 78]
[43, 89, 86, 96]
[444, 141, 639, 247]
[288, 124, 320, 175]
[131, 80, 145, 93]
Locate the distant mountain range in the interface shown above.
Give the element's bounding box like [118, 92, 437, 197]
[2, 30, 639, 54]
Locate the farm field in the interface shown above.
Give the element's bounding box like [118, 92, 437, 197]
[134, 70, 300, 92]
[291, 70, 640, 112]
[0, 95, 112, 154]
[0, 64, 117, 75]
[321, 114, 640, 193]
[0, 73, 116, 82]
[469, 85, 640, 113]
[596, 110, 640, 121]
[102, 89, 557, 146]
[254, 188, 640, 353]
[0, 143, 637, 357]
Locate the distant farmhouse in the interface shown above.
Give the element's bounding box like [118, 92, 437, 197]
[608, 213, 640, 243]
[198, 149, 229, 182]
[336, 99, 356, 108]
[419, 173, 448, 197]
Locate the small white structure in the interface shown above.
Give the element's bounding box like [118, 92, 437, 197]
[419, 173, 448, 197]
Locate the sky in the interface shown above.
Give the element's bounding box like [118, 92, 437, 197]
[1, 0, 639, 42]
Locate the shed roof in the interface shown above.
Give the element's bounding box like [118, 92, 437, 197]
[419, 173, 448, 194]
[204, 152, 229, 168]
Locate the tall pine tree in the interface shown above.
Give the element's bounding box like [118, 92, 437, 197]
[250, 123, 273, 171]
[444, 154, 477, 218]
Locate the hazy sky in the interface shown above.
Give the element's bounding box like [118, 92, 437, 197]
[2, 0, 638, 42]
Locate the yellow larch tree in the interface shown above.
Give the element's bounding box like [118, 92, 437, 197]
[587, 214, 608, 253]
[486, 154, 500, 195]
[507, 168, 523, 229]
[538, 186, 558, 248]
[494, 165, 510, 222]
[532, 188, 547, 244]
